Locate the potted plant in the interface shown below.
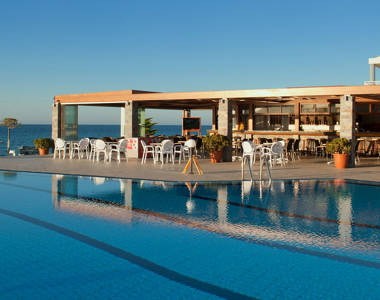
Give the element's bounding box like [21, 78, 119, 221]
[202, 134, 230, 163]
[326, 137, 351, 169]
[34, 138, 54, 155]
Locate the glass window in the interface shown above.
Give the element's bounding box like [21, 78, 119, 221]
[372, 104, 380, 113]
[254, 106, 267, 114]
[316, 104, 328, 113]
[301, 104, 314, 113]
[268, 106, 281, 113]
[254, 115, 268, 130]
[357, 104, 370, 113]
[331, 103, 340, 113]
[62, 105, 78, 141]
[282, 105, 294, 113]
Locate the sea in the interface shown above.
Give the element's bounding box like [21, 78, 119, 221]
[0, 124, 212, 156]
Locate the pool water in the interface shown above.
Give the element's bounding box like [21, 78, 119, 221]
[0, 171, 379, 299]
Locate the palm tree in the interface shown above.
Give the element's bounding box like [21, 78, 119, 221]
[0, 118, 20, 154]
[145, 117, 158, 136]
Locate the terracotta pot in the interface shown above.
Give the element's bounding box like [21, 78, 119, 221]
[39, 148, 49, 155]
[333, 153, 349, 169]
[210, 150, 222, 163]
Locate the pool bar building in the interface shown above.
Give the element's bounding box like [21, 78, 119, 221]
[52, 59, 380, 162]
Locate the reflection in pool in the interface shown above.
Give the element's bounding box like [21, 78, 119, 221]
[0, 171, 379, 299]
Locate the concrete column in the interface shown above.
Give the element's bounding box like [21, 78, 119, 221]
[370, 64, 375, 81]
[212, 107, 217, 130]
[182, 109, 191, 136]
[138, 108, 146, 137]
[340, 95, 356, 167]
[120, 107, 125, 137]
[248, 104, 253, 130]
[234, 103, 239, 130]
[218, 98, 233, 162]
[51, 103, 61, 140]
[294, 102, 300, 131]
[124, 101, 139, 138]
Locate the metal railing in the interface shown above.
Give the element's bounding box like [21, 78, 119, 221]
[241, 154, 272, 182]
[364, 81, 380, 85]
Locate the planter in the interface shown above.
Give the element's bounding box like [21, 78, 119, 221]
[333, 153, 349, 169]
[210, 150, 222, 163]
[38, 148, 49, 155]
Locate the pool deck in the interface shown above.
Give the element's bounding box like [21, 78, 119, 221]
[1, 155, 380, 183]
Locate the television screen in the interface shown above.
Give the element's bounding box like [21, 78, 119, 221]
[183, 117, 201, 130]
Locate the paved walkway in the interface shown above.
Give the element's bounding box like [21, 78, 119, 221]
[1, 155, 380, 183]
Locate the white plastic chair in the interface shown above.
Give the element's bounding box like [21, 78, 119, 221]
[262, 141, 285, 167]
[183, 139, 196, 160]
[93, 139, 108, 162]
[109, 139, 128, 162]
[141, 140, 155, 164]
[88, 139, 96, 160]
[53, 138, 69, 159]
[173, 144, 184, 164]
[70, 138, 89, 159]
[241, 140, 260, 166]
[155, 139, 174, 164]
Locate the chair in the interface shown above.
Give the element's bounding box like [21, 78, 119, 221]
[315, 139, 327, 158]
[88, 139, 96, 160]
[109, 139, 128, 162]
[53, 138, 69, 159]
[70, 138, 89, 159]
[241, 140, 260, 166]
[93, 139, 108, 162]
[285, 139, 294, 161]
[173, 144, 184, 164]
[291, 139, 301, 160]
[183, 139, 196, 160]
[140, 140, 155, 164]
[262, 141, 285, 167]
[155, 139, 174, 164]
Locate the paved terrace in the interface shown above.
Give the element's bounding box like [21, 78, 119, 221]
[1, 155, 380, 183]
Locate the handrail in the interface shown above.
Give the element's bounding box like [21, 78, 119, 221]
[241, 153, 272, 182]
[364, 81, 380, 85]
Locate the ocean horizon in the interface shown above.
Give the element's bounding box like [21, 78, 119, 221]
[0, 124, 212, 155]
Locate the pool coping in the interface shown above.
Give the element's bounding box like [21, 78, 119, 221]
[2, 168, 380, 187]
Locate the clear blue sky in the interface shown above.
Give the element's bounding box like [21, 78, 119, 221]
[1, 0, 379, 125]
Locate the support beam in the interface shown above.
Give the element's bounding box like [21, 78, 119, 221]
[340, 95, 356, 167]
[248, 104, 253, 131]
[212, 107, 217, 130]
[218, 98, 232, 162]
[294, 102, 300, 131]
[124, 101, 139, 138]
[369, 64, 375, 81]
[234, 102, 239, 130]
[52, 103, 61, 140]
[182, 109, 191, 136]
[120, 107, 125, 137]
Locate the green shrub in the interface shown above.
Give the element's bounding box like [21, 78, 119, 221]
[34, 138, 54, 150]
[202, 134, 230, 153]
[326, 138, 351, 154]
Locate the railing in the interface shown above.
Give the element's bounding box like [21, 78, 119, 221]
[364, 81, 380, 85]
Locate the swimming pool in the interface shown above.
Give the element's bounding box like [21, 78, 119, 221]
[0, 171, 379, 299]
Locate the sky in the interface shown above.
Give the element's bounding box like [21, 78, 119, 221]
[1, 0, 380, 125]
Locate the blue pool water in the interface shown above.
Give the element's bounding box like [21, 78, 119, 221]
[0, 171, 379, 299]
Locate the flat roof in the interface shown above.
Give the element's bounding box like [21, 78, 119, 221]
[369, 56, 380, 67]
[54, 85, 380, 109]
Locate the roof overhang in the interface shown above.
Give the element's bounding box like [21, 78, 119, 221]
[54, 85, 380, 108]
[369, 56, 380, 67]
